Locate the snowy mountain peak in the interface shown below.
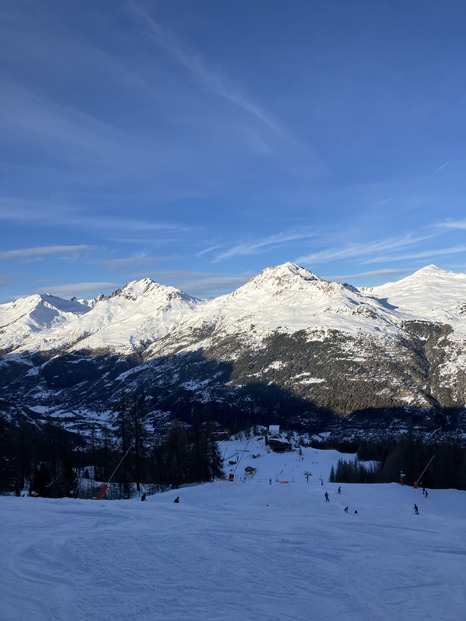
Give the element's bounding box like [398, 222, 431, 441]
[256, 262, 320, 283]
[408, 264, 459, 280]
[0, 292, 91, 352]
[362, 264, 466, 329]
[108, 278, 199, 304]
[237, 262, 321, 296]
[415, 264, 447, 274]
[38, 293, 90, 314]
[0, 292, 89, 328]
[174, 261, 398, 350]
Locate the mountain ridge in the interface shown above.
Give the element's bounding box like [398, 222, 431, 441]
[1, 263, 466, 440]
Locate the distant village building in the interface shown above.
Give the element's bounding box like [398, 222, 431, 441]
[268, 436, 292, 453]
[266, 424, 292, 452]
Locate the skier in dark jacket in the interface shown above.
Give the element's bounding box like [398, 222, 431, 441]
[414, 504, 419, 515]
[174, 496, 180, 503]
[325, 492, 329, 502]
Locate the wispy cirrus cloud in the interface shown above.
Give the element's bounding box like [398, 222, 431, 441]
[325, 268, 415, 283]
[0, 275, 25, 288]
[438, 219, 466, 230]
[84, 216, 190, 234]
[1, 84, 139, 159]
[435, 161, 449, 173]
[126, 1, 283, 136]
[211, 231, 316, 262]
[0, 245, 91, 260]
[0, 83, 181, 181]
[0, 196, 75, 223]
[196, 243, 228, 258]
[295, 234, 432, 266]
[363, 244, 466, 264]
[0, 196, 191, 236]
[91, 256, 159, 271]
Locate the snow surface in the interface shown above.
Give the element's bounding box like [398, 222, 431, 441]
[1, 440, 465, 621]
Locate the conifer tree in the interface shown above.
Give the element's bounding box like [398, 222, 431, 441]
[110, 391, 132, 496]
[30, 463, 52, 497]
[164, 419, 188, 488]
[206, 436, 225, 481]
[128, 394, 148, 491]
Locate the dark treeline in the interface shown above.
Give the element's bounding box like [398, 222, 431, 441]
[0, 416, 79, 497]
[326, 433, 466, 490]
[330, 459, 381, 484]
[0, 392, 225, 498]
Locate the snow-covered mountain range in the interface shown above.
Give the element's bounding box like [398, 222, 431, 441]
[2, 263, 466, 439]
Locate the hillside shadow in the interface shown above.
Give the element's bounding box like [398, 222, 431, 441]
[1, 348, 465, 440]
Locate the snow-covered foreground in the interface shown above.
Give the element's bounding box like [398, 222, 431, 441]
[1, 440, 465, 621]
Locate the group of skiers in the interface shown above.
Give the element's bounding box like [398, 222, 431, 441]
[140, 479, 428, 515]
[324, 489, 359, 514]
[140, 493, 180, 503]
[324, 483, 428, 517]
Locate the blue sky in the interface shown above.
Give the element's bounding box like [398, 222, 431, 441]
[2, 0, 466, 302]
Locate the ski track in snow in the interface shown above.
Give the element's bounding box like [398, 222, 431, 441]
[1, 442, 465, 621]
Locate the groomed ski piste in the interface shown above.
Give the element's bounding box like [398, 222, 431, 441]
[1, 436, 465, 621]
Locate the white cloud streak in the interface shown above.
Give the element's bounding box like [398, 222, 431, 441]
[213, 231, 316, 262]
[91, 257, 159, 271]
[0, 275, 24, 288]
[365, 244, 466, 264]
[0, 196, 191, 235]
[1, 85, 137, 156]
[435, 161, 449, 173]
[126, 1, 283, 135]
[438, 219, 466, 230]
[295, 235, 432, 266]
[0, 84, 177, 179]
[325, 268, 415, 283]
[0, 245, 91, 260]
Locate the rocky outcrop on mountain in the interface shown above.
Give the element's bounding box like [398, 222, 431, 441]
[1, 263, 466, 440]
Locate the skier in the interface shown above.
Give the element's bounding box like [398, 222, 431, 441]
[414, 504, 419, 515]
[338, 487, 341, 494]
[325, 491, 329, 502]
[174, 496, 180, 503]
[141, 493, 147, 501]
[344, 506, 349, 513]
